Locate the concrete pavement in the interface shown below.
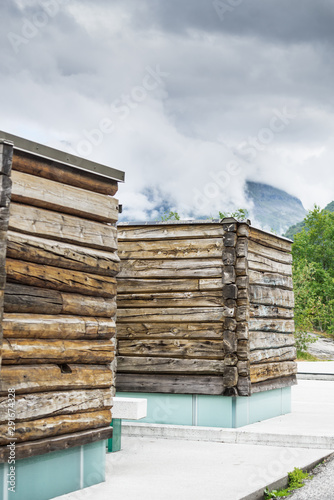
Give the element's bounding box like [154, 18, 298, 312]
[54, 378, 334, 500]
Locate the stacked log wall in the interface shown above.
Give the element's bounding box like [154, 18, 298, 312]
[0, 147, 120, 461]
[248, 227, 297, 392]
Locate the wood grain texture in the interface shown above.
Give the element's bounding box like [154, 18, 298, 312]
[0, 409, 111, 445]
[248, 270, 293, 289]
[249, 318, 295, 333]
[6, 259, 117, 298]
[119, 258, 223, 279]
[118, 237, 223, 260]
[250, 346, 296, 364]
[11, 170, 119, 223]
[117, 322, 223, 339]
[4, 283, 117, 317]
[118, 290, 224, 308]
[117, 306, 232, 323]
[118, 339, 225, 359]
[249, 228, 292, 252]
[116, 373, 224, 394]
[7, 231, 120, 276]
[250, 331, 295, 350]
[9, 203, 118, 251]
[0, 427, 113, 463]
[12, 150, 119, 196]
[117, 277, 223, 293]
[2, 338, 114, 364]
[250, 304, 294, 319]
[118, 224, 224, 241]
[2, 314, 115, 339]
[250, 361, 297, 383]
[248, 252, 292, 276]
[0, 364, 113, 395]
[117, 356, 223, 374]
[250, 285, 294, 308]
[0, 388, 112, 423]
[248, 239, 292, 264]
[251, 375, 297, 393]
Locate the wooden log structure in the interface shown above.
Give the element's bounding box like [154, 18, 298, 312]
[0, 132, 124, 462]
[116, 219, 297, 397]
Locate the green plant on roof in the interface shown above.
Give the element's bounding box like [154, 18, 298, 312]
[161, 210, 180, 221]
[264, 467, 311, 499]
[219, 208, 249, 220]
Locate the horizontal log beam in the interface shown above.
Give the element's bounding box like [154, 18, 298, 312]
[2, 338, 114, 364]
[117, 356, 223, 374]
[0, 409, 111, 445]
[250, 285, 294, 308]
[249, 228, 292, 252]
[119, 258, 223, 279]
[7, 231, 120, 276]
[118, 339, 225, 359]
[250, 304, 294, 319]
[248, 270, 293, 289]
[12, 150, 119, 196]
[2, 314, 115, 339]
[250, 332, 295, 351]
[117, 307, 231, 323]
[9, 203, 118, 251]
[0, 364, 113, 395]
[248, 239, 292, 264]
[251, 375, 297, 393]
[248, 252, 292, 276]
[6, 259, 117, 298]
[117, 290, 224, 308]
[117, 278, 223, 293]
[250, 361, 297, 383]
[116, 373, 224, 394]
[0, 388, 112, 423]
[117, 322, 223, 339]
[118, 224, 224, 241]
[118, 238, 223, 260]
[249, 318, 295, 333]
[4, 283, 117, 317]
[11, 170, 119, 223]
[250, 346, 296, 364]
[0, 426, 113, 463]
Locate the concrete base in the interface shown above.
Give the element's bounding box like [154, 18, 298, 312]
[117, 387, 291, 428]
[0, 440, 107, 500]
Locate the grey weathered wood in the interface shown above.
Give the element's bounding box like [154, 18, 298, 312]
[117, 307, 232, 322]
[116, 373, 224, 394]
[249, 227, 292, 252]
[248, 239, 292, 264]
[250, 285, 294, 308]
[248, 252, 292, 275]
[118, 339, 225, 359]
[117, 356, 223, 374]
[249, 318, 295, 333]
[9, 202, 118, 251]
[248, 270, 293, 289]
[251, 374, 297, 393]
[250, 346, 296, 364]
[11, 170, 119, 223]
[0, 388, 112, 423]
[250, 304, 294, 319]
[117, 322, 223, 339]
[118, 224, 224, 241]
[250, 331, 295, 350]
[250, 361, 297, 383]
[117, 277, 223, 293]
[119, 258, 223, 279]
[118, 290, 224, 308]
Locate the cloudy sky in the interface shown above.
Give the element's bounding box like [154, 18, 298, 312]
[1, 0, 334, 221]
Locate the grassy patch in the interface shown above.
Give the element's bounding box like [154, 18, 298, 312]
[296, 351, 320, 361]
[264, 467, 311, 499]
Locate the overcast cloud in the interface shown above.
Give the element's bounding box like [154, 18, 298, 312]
[1, 0, 334, 221]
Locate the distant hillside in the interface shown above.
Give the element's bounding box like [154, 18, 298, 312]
[245, 181, 306, 235]
[283, 200, 334, 240]
[325, 201, 334, 212]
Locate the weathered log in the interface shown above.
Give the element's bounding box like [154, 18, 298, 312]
[248, 252, 292, 276]
[250, 304, 294, 319]
[2, 338, 114, 364]
[0, 409, 111, 445]
[237, 340, 249, 360]
[12, 150, 119, 196]
[250, 346, 297, 364]
[248, 239, 292, 264]
[118, 237, 223, 260]
[250, 285, 294, 308]
[236, 237, 248, 258]
[223, 232, 237, 247]
[237, 376, 251, 396]
[117, 356, 223, 374]
[118, 223, 224, 241]
[237, 360, 250, 377]
[9, 203, 117, 251]
[117, 277, 223, 294]
[0, 388, 112, 423]
[116, 373, 224, 395]
[235, 257, 248, 276]
[223, 331, 237, 353]
[4, 283, 117, 317]
[237, 322, 249, 340]
[118, 290, 224, 308]
[116, 322, 223, 339]
[2, 314, 115, 339]
[248, 269, 293, 289]
[117, 307, 231, 323]
[223, 366, 238, 388]
[237, 223, 250, 237]
[11, 170, 119, 223]
[0, 364, 113, 395]
[249, 331, 295, 350]
[249, 318, 295, 333]
[250, 361, 297, 383]
[6, 259, 117, 298]
[118, 339, 225, 359]
[249, 227, 292, 252]
[222, 248, 236, 266]
[0, 426, 113, 463]
[222, 266, 236, 284]
[251, 374, 297, 393]
[119, 258, 223, 279]
[7, 231, 120, 276]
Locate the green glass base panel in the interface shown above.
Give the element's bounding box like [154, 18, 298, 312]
[117, 387, 291, 428]
[0, 440, 106, 500]
[108, 418, 122, 452]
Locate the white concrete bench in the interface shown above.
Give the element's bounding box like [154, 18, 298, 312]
[108, 397, 147, 452]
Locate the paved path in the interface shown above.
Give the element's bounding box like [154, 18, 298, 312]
[288, 454, 334, 500]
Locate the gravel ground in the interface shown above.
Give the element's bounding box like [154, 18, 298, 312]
[287, 454, 334, 499]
